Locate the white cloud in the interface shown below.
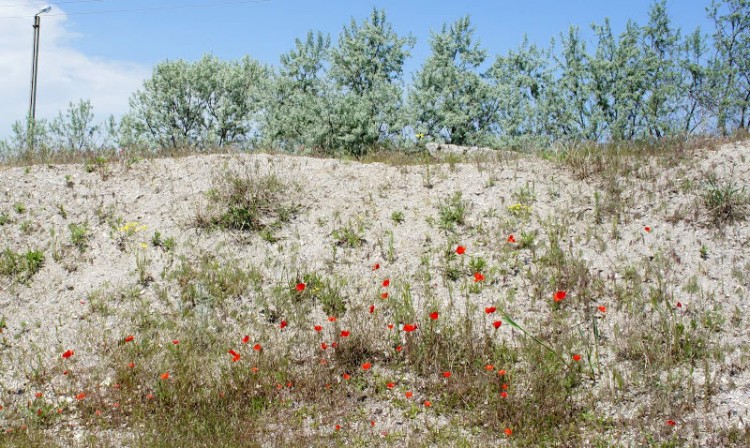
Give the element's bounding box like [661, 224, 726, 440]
[0, 1, 150, 138]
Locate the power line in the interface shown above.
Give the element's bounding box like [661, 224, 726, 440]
[0, 0, 105, 8]
[0, 0, 270, 19]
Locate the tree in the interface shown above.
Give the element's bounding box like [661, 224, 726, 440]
[708, 0, 750, 133]
[329, 8, 415, 154]
[589, 19, 649, 140]
[123, 55, 267, 150]
[487, 36, 555, 148]
[264, 31, 338, 151]
[195, 55, 268, 147]
[409, 16, 496, 145]
[678, 28, 712, 134]
[0, 116, 51, 162]
[551, 26, 599, 140]
[49, 99, 99, 152]
[641, 1, 682, 138]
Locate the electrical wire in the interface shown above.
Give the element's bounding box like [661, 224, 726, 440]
[0, 0, 104, 8]
[0, 0, 270, 19]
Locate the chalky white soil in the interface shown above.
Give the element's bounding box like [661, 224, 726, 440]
[0, 141, 749, 446]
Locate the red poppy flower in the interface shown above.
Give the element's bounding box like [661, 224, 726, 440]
[500, 391, 508, 398]
[124, 335, 134, 343]
[485, 364, 495, 371]
[340, 330, 350, 337]
[429, 311, 439, 320]
[172, 339, 179, 345]
[335, 424, 341, 431]
[146, 393, 154, 400]
[128, 362, 135, 369]
[554, 290, 567, 302]
[492, 320, 502, 329]
[321, 343, 328, 350]
[361, 362, 372, 370]
[484, 306, 496, 314]
[370, 420, 375, 427]
[387, 324, 394, 330]
[456, 245, 466, 255]
[442, 371, 451, 378]
[386, 382, 395, 389]
[572, 354, 582, 361]
[405, 391, 413, 399]
[424, 400, 432, 407]
[598, 305, 606, 313]
[63, 370, 69, 375]
[342, 373, 351, 380]
[373, 263, 380, 270]
[35, 392, 42, 398]
[253, 344, 262, 351]
[382, 279, 390, 287]
[62, 349, 74, 359]
[160, 372, 170, 380]
[314, 325, 322, 332]
[666, 419, 676, 426]
[242, 335, 250, 344]
[644, 226, 651, 232]
[280, 320, 288, 329]
[507, 234, 516, 243]
[228, 349, 241, 362]
[504, 428, 512, 436]
[369, 305, 375, 314]
[381, 292, 388, 299]
[296, 283, 306, 292]
[75, 392, 85, 400]
[395, 345, 403, 352]
[332, 342, 337, 348]
[676, 301, 683, 308]
[473, 272, 485, 283]
[328, 316, 337, 322]
[497, 369, 506, 376]
[501, 383, 509, 390]
[403, 324, 417, 333]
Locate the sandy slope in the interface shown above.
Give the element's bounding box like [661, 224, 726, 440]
[1, 141, 749, 445]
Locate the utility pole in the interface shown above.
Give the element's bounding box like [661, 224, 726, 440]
[28, 6, 51, 153]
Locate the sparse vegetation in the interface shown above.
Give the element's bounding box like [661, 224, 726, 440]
[0, 248, 45, 283]
[703, 173, 748, 225]
[0, 0, 750, 444]
[437, 192, 467, 230]
[69, 222, 90, 252]
[195, 166, 299, 233]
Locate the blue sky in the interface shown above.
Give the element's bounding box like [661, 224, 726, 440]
[0, 0, 716, 138]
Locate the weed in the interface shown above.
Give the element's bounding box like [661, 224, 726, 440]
[0, 248, 45, 283]
[703, 173, 748, 224]
[13, 202, 26, 214]
[55, 203, 67, 219]
[69, 222, 90, 252]
[195, 166, 299, 233]
[84, 155, 111, 179]
[391, 210, 405, 224]
[438, 192, 467, 230]
[332, 219, 366, 248]
[700, 244, 709, 260]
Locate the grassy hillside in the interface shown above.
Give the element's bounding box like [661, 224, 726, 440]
[1, 138, 749, 447]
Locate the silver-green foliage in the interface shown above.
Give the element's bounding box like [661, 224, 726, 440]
[409, 16, 497, 145]
[329, 8, 415, 155]
[708, 0, 750, 134]
[123, 55, 268, 149]
[264, 31, 336, 151]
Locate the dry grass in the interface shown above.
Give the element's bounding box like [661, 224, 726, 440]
[1, 135, 748, 447]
